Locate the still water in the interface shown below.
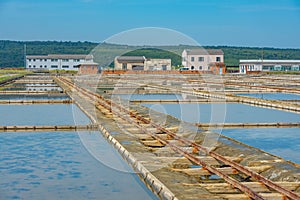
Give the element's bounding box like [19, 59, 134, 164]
[237, 93, 300, 100]
[0, 104, 90, 126]
[0, 94, 70, 100]
[0, 131, 157, 200]
[142, 103, 300, 123]
[219, 128, 300, 164]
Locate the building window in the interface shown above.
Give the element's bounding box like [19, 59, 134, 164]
[33, 65, 36, 68]
[33, 59, 36, 62]
[216, 57, 221, 62]
[191, 57, 194, 62]
[51, 65, 58, 68]
[62, 59, 69, 62]
[208, 66, 210, 70]
[191, 66, 195, 70]
[44, 65, 47, 68]
[40, 65, 43, 68]
[74, 59, 80, 62]
[199, 66, 202, 70]
[29, 65, 31, 68]
[51, 59, 58, 62]
[198, 57, 204, 62]
[73, 65, 79, 68]
[28, 59, 31, 62]
[40, 59, 43, 62]
[62, 65, 69, 68]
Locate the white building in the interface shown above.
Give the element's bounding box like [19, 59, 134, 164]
[239, 60, 300, 74]
[182, 49, 224, 70]
[114, 56, 171, 71]
[26, 54, 93, 71]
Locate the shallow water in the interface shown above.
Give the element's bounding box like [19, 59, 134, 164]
[143, 103, 300, 123]
[0, 94, 70, 100]
[219, 128, 300, 164]
[237, 93, 300, 100]
[0, 131, 157, 200]
[0, 104, 90, 126]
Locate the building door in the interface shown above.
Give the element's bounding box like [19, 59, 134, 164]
[219, 67, 223, 75]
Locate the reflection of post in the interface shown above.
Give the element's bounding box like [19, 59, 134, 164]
[261, 49, 264, 71]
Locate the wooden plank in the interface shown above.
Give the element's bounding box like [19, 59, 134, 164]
[176, 156, 243, 166]
[141, 140, 165, 147]
[183, 182, 300, 194]
[173, 165, 271, 176]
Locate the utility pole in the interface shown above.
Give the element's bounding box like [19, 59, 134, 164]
[24, 44, 26, 69]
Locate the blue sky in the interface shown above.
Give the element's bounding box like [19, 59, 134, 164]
[0, 0, 299, 48]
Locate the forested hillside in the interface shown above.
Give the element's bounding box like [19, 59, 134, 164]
[0, 41, 96, 68]
[0, 40, 299, 68]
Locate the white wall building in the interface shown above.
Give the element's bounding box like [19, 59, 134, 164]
[239, 59, 300, 74]
[26, 54, 93, 71]
[114, 56, 171, 71]
[182, 49, 224, 70]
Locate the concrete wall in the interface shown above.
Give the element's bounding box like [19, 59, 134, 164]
[114, 58, 145, 70]
[115, 57, 171, 71]
[145, 59, 171, 70]
[78, 65, 98, 74]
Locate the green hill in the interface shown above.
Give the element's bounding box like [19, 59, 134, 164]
[0, 40, 300, 68]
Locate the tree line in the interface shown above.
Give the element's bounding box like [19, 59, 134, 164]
[0, 40, 299, 68]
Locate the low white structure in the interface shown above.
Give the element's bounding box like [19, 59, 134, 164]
[182, 49, 224, 70]
[114, 56, 171, 71]
[26, 54, 93, 71]
[239, 60, 300, 74]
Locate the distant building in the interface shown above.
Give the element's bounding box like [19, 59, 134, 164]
[78, 62, 99, 74]
[182, 49, 224, 72]
[26, 54, 93, 71]
[114, 56, 171, 71]
[239, 60, 300, 74]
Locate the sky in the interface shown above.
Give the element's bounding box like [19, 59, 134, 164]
[0, 0, 299, 48]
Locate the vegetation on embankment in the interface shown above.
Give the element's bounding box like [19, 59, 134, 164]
[0, 69, 30, 83]
[1, 40, 300, 68]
